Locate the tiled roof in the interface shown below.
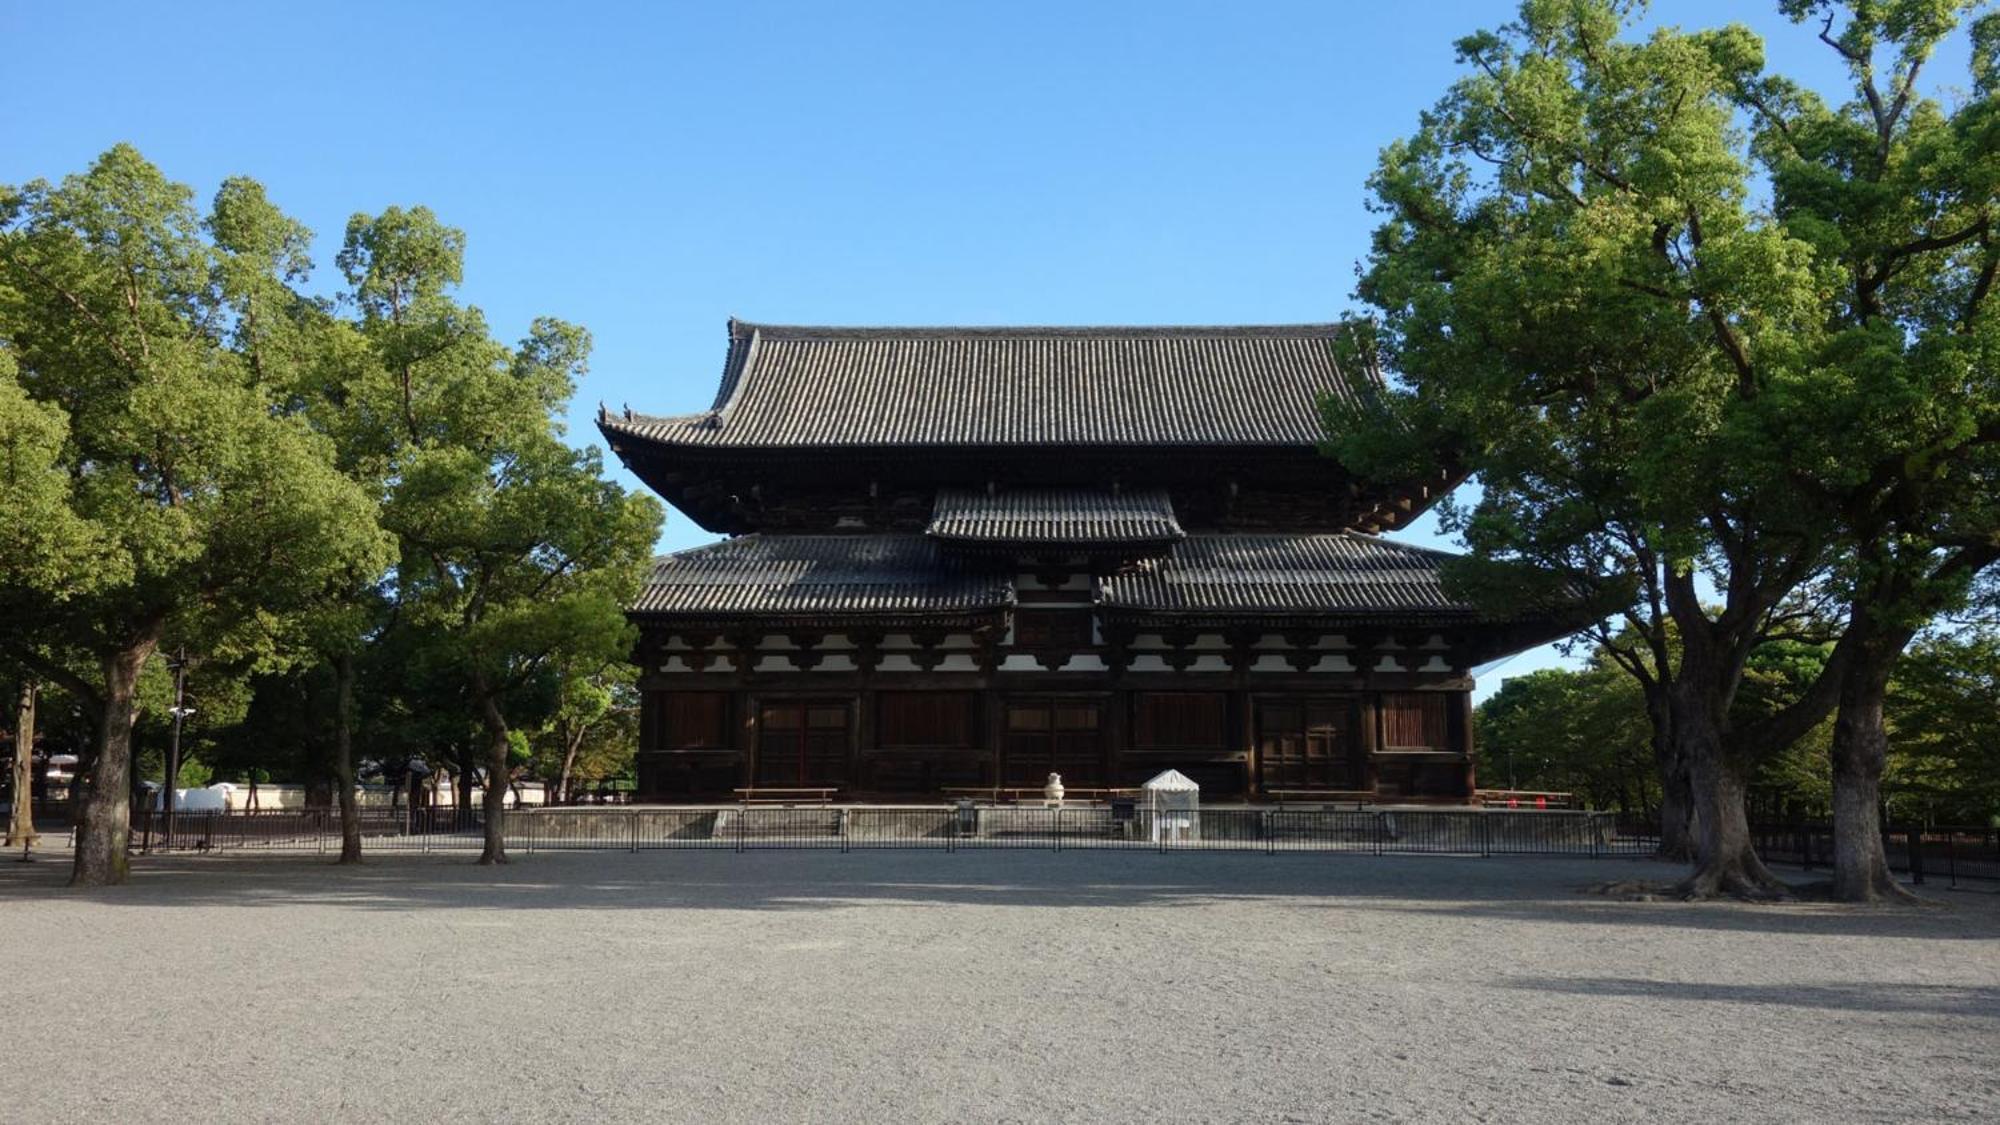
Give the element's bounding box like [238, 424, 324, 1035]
[632, 535, 1014, 618]
[601, 320, 1372, 448]
[1096, 534, 1476, 617]
[632, 532, 1486, 621]
[928, 488, 1184, 546]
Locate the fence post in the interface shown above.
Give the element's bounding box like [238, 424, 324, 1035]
[1373, 812, 1384, 857]
[840, 808, 849, 854]
[1907, 825, 1925, 885]
[734, 806, 745, 853]
[1480, 814, 1491, 859]
[1054, 806, 1063, 854]
[1263, 810, 1274, 856]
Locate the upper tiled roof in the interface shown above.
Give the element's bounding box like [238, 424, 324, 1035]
[928, 488, 1184, 547]
[1096, 534, 1475, 618]
[633, 535, 1014, 618]
[601, 320, 1372, 448]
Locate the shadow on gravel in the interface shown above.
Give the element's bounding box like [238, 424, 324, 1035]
[1330, 895, 1998, 941]
[1499, 976, 2000, 1019]
[1, 851, 1992, 940]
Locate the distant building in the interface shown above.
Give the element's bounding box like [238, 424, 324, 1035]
[600, 321, 1575, 802]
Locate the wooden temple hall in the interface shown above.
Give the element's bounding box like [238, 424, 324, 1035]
[599, 321, 1576, 804]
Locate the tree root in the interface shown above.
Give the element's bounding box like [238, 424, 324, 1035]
[1671, 865, 1793, 902]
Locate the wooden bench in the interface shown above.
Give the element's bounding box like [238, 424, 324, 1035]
[1475, 789, 1578, 810]
[732, 787, 837, 806]
[942, 787, 1140, 805]
[1265, 789, 1376, 808]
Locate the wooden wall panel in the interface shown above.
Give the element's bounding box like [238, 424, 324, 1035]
[1380, 692, 1451, 750]
[877, 692, 980, 748]
[1129, 692, 1229, 752]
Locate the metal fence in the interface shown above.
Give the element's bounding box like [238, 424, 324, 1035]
[1752, 822, 2000, 890]
[120, 805, 1666, 860]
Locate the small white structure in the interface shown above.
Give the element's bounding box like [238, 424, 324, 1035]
[1142, 769, 1200, 843]
[1044, 772, 1065, 807]
[153, 783, 234, 813]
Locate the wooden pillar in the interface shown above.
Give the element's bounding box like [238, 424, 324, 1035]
[737, 686, 758, 791]
[1359, 693, 1381, 798]
[853, 686, 874, 796]
[1236, 688, 1257, 800]
[1457, 689, 1477, 801]
[1105, 686, 1127, 789]
[983, 683, 1006, 789]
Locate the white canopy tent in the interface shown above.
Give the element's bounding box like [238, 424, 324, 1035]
[1142, 769, 1200, 843]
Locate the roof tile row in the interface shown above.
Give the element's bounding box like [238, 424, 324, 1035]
[926, 488, 1184, 545]
[603, 322, 1370, 449]
[632, 532, 1471, 620]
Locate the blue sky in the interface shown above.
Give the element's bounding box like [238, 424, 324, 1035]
[2, 1, 1975, 698]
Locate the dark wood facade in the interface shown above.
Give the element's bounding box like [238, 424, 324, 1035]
[605, 321, 1578, 803]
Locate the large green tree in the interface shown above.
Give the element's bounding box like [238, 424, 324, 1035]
[1334, 0, 1851, 897]
[334, 207, 661, 864]
[1337, 0, 1997, 899]
[1730, 0, 2000, 900]
[0, 146, 393, 885]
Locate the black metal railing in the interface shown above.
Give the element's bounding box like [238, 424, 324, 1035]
[1752, 822, 2000, 889]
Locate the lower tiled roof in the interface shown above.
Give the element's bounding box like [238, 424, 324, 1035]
[633, 535, 1014, 618]
[1096, 534, 1474, 617]
[633, 532, 1485, 622]
[928, 488, 1184, 546]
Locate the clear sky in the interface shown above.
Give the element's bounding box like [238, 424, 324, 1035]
[1, 1, 1975, 699]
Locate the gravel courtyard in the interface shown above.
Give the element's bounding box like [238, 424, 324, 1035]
[2, 850, 1993, 1124]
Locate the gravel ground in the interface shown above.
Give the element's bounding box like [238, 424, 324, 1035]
[1, 849, 1994, 1124]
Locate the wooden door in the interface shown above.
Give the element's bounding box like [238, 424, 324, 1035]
[755, 699, 852, 787]
[1001, 698, 1107, 789]
[1256, 698, 1356, 792]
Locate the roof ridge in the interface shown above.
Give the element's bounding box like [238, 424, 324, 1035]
[727, 320, 1347, 340]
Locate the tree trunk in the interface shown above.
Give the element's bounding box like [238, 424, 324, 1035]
[555, 720, 589, 808]
[1671, 680, 1786, 900]
[71, 640, 157, 886]
[1828, 621, 1920, 903]
[455, 743, 475, 817]
[1647, 689, 1694, 862]
[474, 684, 510, 865]
[333, 653, 362, 864]
[7, 680, 40, 850]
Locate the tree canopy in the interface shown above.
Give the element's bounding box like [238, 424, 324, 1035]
[1330, 0, 1998, 898]
[0, 145, 660, 882]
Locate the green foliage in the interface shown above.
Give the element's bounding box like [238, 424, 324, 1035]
[525, 658, 640, 799]
[1886, 628, 2000, 821]
[1335, 3, 1999, 874]
[0, 353, 122, 598]
[1484, 627, 2000, 821]
[1476, 662, 1658, 812]
[0, 145, 396, 672]
[0, 145, 662, 866]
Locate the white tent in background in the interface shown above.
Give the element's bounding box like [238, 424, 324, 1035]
[1142, 769, 1200, 843]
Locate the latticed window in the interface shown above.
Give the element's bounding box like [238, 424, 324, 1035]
[755, 698, 852, 786]
[1380, 693, 1451, 750]
[1001, 696, 1106, 788]
[1130, 692, 1228, 752]
[645, 692, 731, 752]
[877, 692, 979, 749]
